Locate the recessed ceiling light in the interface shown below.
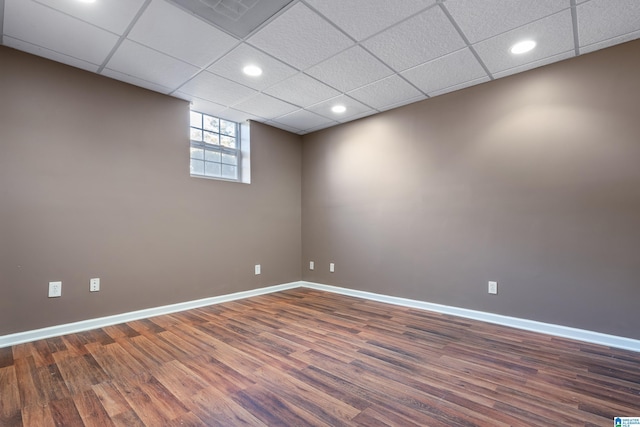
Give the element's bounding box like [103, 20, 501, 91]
[242, 65, 262, 77]
[510, 40, 536, 54]
[331, 105, 346, 114]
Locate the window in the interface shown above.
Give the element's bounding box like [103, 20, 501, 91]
[190, 111, 240, 181]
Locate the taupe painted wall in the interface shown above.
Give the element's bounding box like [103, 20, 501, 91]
[302, 40, 640, 340]
[0, 47, 302, 335]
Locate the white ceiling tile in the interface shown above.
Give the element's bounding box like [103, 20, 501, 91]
[304, 121, 342, 134]
[105, 40, 199, 89]
[207, 43, 298, 90]
[378, 95, 427, 112]
[264, 74, 340, 107]
[401, 48, 488, 94]
[428, 76, 491, 97]
[492, 51, 574, 79]
[445, 0, 568, 44]
[33, 0, 146, 35]
[580, 30, 640, 55]
[266, 121, 304, 134]
[348, 75, 423, 110]
[232, 93, 299, 118]
[305, 46, 395, 92]
[577, 0, 640, 47]
[272, 109, 336, 131]
[173, 93, 227, 117]
[247, 3, 353, 70]
[101, 68, 172, 94]
[174, 71, 257, 105]
[473, 10, 575, 74]
[362, 6, 466, 72]
[4, 0, 119, 65]
[128, 0, 239, 68]
[304, 0, 435, 41]
[3, 36, 99, 72]
[307, 95, 375, 121]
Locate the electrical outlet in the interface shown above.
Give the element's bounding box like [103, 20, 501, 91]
[90, 278, 100, 292]
[309, 261, 314, 270]
[329, 263, 335, 273]
[48, 281, 62, 298]
[488, 281, 498, 295]
[255, 264, 261, 275]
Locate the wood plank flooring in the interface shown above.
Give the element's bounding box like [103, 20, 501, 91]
[1, 288, 639, 426]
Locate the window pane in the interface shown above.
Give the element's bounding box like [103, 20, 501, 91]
[203, 131, 219, 145]
[203, 115, 219, 132]
[190, 127, 203, 141]
[205, 150, 221, 162]
[221, 164, 237, 180]
[220, 135, 236, 148]
[220, 120, 236, 137]
[190, 147, 204, 160]
[205, 162, 221, 177]
[190, 111, 202, 128]
[190, 159, 204, 175]
[221, 153, 237, 165]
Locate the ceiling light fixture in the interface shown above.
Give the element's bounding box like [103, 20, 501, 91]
[331, 105, 346, 114]
[242, 65, 263, 77]
[510, 40, 536, 54]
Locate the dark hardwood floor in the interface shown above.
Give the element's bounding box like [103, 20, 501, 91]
[1, 288, 639, 426]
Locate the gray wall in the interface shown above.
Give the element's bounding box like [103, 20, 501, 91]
[302, 40, 640, 340]
[0, 46, 302, 335]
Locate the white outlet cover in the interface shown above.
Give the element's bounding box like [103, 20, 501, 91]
[90, 278, 100, 292]
[488, 281, 498, 294]
[309, 261, 314, 270]
[330, 263, 335, 273]
[48, 281, 62, 298]
[255, 264, 261, 275]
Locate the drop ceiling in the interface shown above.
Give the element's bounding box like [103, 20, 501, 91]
[2, 0, 640, 135]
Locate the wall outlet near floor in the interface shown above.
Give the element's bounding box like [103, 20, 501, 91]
[48, 281, 62, 298]
[255, 264, 261, 275]
[90, 278, 100, 292]
[309, 261, 314, 270]
[488, 281, 498, 295]
[329, 263, 335, 273]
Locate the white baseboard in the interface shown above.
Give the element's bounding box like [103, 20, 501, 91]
[301, 281, 640, 353]
[0, 282, 300, 348]
[2, 280, 639, 353]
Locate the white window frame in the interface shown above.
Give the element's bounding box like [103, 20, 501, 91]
[189, 110, 242, 182]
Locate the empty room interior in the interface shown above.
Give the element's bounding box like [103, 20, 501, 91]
[1, 0, 640, 425]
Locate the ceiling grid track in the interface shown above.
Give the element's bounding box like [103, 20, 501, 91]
[97, 0, 153, 74]
[439, 2, 494, 81]
[570, 0, 581, 56]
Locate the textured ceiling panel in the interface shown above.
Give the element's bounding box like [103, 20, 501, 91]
[232, 93, 299, 118]
[3, 36, 99, 72]
[247, 3, 353, 70]
[305, 46, 394, 93]
[271, 109, 336, 131]
[445, 0, 568, 44]
[264, 73, 340, 107]
[178, 70, 258, 105]
[105, 40, 199, 89]
[4, 0, 118, 65]
[577, 0, 640, 48]
[473, 10, 575, 74]
[128, 0, 238, 68]
[101, 68, 173, 94]
[34, 0, 146, 35]
[207, 43, 297, 90]
[363, 6, 466, 72]
[401, 48, 488, 94]
[304, 0, 435, 41]
[347, 74, 423, 110]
